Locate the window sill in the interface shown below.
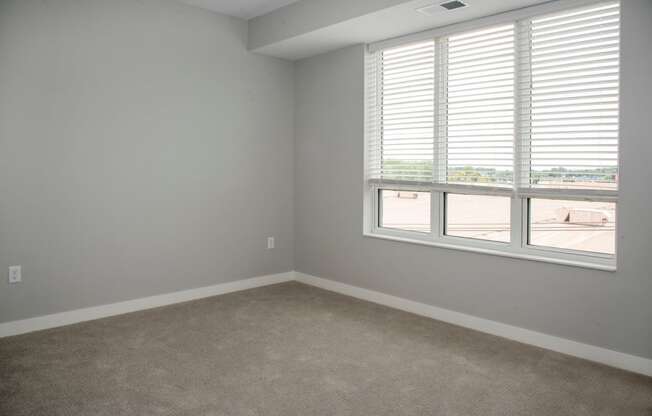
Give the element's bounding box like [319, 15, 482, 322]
[362, 232, 617, 272]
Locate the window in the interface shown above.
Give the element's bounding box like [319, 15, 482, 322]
[365, 2, 619, 269]
[445, 194, 511, 243]
[528, 198, 615, 254]
[379, 189, 431, 233]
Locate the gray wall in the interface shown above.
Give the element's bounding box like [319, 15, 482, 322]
[0, 0, 294, 322]
[1, 0, 650, 362]
[294, 0, 652, 359]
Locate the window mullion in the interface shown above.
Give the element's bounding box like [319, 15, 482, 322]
[512, 18, 532, 248]
[432, 37, 448, 240]
[436, 38, 448, 186]
[376, 51, 384, 182]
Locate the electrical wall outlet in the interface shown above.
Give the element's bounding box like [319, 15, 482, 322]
[267, 237, 275, 249]
[8, 265, 21, 284]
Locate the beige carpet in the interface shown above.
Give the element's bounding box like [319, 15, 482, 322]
[1, 281, 651, 416]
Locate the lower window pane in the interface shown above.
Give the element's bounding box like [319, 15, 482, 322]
[379, 189, 431, 233]
[529, 198, 615, 255]
[445, 194, 510, 242]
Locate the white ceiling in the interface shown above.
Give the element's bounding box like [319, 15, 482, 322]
[177, 0, 301, 19]
[250, 0, 555, 60]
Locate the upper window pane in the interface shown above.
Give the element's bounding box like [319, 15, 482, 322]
[379, 189, 431, 233]
[446, 24, 515, 186]
[526, 3, 619, 190]
[529, 198, 615, 254]
[445, 193, 511, 242]
[378, 41, 435, 181]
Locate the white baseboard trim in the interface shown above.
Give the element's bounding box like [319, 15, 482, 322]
[0, 271, 294, 338]
[2, 270, 650, 377]
[294, 272, 652, 377]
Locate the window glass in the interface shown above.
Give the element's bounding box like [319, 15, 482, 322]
[445, 194, 511, 242]
[529, 198, 615, 254]
[379, 190, 431, 233]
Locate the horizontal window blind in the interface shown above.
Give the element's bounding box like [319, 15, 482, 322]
[367, 40, 435, 182]
[519, 2, 620, 191]
[366, 1, 619, 196]
[446, 24, 514, 187]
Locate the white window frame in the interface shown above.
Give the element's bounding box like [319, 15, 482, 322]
[363, 0, 618, 271]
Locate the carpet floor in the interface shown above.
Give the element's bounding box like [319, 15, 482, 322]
[1, 281, 651, 416]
